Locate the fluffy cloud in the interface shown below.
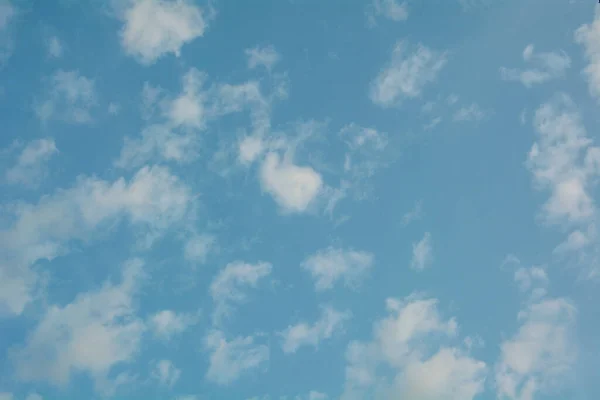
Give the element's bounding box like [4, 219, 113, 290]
[149, 310, 196, 340]
[0, 165, 191, 315]
[341, 296, 486, 400]
[301, 247, 374, 291]
[500, 44, 571, 87]
[411, 232, 433, 271]
[259, 152, 323, 214]
[370, 41, 447, 107]
[35, 70, 97, 124]
[152, 360, 181, 387]
[119, 0, 210, 65]
[527, 94, 599, 225]
[575, 6, 600, 99]
[13, 259, 145, 392]
[210, 261, 272, 324]
[280, 306, 351, 353]
[5, 138, 58, 187]
[205, 330, 269, 385]
[245, 45, 280, 71]
[495, 268, 577, 400]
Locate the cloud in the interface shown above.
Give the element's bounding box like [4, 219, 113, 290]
[411, 232, 433, 271]
[301, 247, 374, 291]
[152, 360, 180, 387]
[367, 0, 408, 25]
[0, 165, 191, 315]
[35, 70, 97, 124]
[280, 306, 351, 353]
[370, 41, 447, 108]
[13, 259, 145, 392]
[5, 138, 58, 187]
[210, 261, 272, 324]
[119, 0, 210, 65]
[453, 103, 486, 122]
[0, 0, 16, 64]
[402, 201, 423, 226]
[46, 35, 63, 58]
[245, 45, 280, 71]
[527, 94, 599, 225]
[341, 295, 485, 400]
[184, 234, 215, 264]
[495, 299, 577, 400]
[575, 6, 600, 99]
[149, 310, 195, 340]
[259, 152, 323, 214]
[205, 330, 269, 385]
[500, 44, 571, 87]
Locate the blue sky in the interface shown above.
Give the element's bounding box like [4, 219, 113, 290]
[1, 0, 600, 399]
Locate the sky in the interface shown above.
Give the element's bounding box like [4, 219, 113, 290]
[0, 0, 600, 399]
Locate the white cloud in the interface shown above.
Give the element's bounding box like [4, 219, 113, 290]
[495, 298, 577, 400]
[245, 45, 280, 71]
[453, 103, 486, 122]
[0, 165, 191, 315]
[342, 295, 485, 400]
[119, 0, 210, 65]
[149, 310, 195, 340]
[13, 259, 145, 392]
[152, 359, 180, 387]
[280, 306, 351, 354]
[210, 261, 272, 324]
[301, 247, 374, 291]
[370, 41, 447, 108]
[205, 330, 269, 385]
[0, 0, 16, 64]
[259, 152, 323, 214]
[527, 94, 599, 226]
[166, 68, 206, 129]
[514, 266, 548, 295]
[340, 124, 390, 184]
[575, 6, 600, 99]
[368, 0, 408, 24]
[411, 232, 433, 271]
[46, 35, 63, 58]
[500, 44, 570, 87]
[5, 138, 58, 187]
[35, 70, 97, 124]
[184, 234, 215, 264]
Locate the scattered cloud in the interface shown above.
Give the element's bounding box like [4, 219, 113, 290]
[280, 306, 351, 354]
[495, 269, 577, 400]
[453, 103, 486, 122]
[411, 232, 433, 271]
[259, 152, 323, 214]
[205, 330, 269, 385]
[46, 35, 63, 58]
[13, 259, 145, 393]
[0, 165, 191, 315]
[0, 0, 16, 64]
[35, 70, 97, 124]
[301, 247, 374, 291]
[152, 360, 180, 387]
[210, 261, 272, 324]
[367, 0, 408, 25]
[149, 310, 196, 340]
[5, 138, 58, 187]
[341, 295, 485, 400]
[575, 6, 600, 99]
[402, 201, 423, 226]
[500, 44, 571, 87]
[118, 0, 210, 65]
[184, 234, 215, 264]
[245, 45, 280, 71]
[370, 41, 447, 108]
